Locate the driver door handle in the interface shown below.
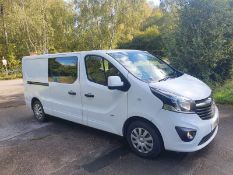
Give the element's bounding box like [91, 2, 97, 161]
[85, 93, 94, 98]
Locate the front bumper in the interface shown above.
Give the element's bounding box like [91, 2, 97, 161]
[153, 105, 219, 152]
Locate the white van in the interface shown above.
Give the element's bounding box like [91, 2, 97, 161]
[22, 50, 219, 158]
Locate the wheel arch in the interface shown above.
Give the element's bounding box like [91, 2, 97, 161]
[122, 116, 164, 146]
[31, 97, 40, 109]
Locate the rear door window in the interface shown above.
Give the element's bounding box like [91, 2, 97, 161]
[48, 56, 78, 84]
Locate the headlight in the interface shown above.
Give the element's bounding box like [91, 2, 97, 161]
[150, 87, 196, 113]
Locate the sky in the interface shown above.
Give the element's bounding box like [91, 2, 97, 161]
[147, 0, 160, 7]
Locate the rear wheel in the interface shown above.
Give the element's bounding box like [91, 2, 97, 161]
[32, 100, 47, 122]
[126, 121, 163, 158]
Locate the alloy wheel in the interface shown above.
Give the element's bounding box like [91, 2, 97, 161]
[33, 103, 43, 120]
[130, 128, 154, 153]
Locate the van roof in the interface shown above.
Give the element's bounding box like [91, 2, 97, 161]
[22, 49, 143, 60]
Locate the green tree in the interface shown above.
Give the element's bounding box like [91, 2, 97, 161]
[0, 0, 75, 62]
[119, 25, 164, 55]
[118, 7, 165, 55]
[166, 0, 233, 83]
[72, 0, 149, 50]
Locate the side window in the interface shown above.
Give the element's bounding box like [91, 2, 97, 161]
[85, 55, 121, 86]
[103, 59, 121, 78]
[85, 55, 106, 85]
[48, 56, 78, 84]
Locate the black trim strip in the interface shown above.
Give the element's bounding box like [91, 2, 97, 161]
[27, 81, 49, 86]
[198, 127, 216, 145]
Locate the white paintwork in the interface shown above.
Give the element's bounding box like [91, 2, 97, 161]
[79, 52, 128, 134]
[150, 74, 212, 100]
[22, 50, 219, 152]
[108, 76, 124, 87]
[22, 58, 52, 111]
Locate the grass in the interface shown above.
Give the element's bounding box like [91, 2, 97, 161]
[0, 72, 22, 80]
[214, 79, 233, 105]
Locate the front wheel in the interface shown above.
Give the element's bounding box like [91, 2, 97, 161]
[126, 121, 164, 158]
[32, 100, 47, 122]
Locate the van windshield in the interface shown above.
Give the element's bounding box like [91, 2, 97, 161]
[108, 51, 181, 83]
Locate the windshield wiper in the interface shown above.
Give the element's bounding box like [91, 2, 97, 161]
[158, 74, 177, 82]
[158, 76, 170, 82]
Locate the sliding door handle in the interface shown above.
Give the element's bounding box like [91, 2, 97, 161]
[85, 93, 94, 98]
[68, 91, 76, 95]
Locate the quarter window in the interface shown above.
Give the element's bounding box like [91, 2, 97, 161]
[48, 56, 78, 84]
[85, 55, 121, 86]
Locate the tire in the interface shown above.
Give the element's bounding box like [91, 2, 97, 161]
[126, 121, 164, 158]
[32, 100, 47, 122]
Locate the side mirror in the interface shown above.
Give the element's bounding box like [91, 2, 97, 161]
[108, 76, 124, 90]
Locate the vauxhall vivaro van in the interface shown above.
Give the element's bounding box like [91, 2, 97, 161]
[22, 50, 219, 157]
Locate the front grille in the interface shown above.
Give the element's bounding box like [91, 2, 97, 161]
[195, 97, 215, 120]
[198, 127, 216, 145]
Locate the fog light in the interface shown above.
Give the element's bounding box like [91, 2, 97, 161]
[175, 127, 196, 142]
[187, 131, 194, 140]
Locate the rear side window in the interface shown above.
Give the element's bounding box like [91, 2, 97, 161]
[48, 56, 78, 84]
[85, 55, 121, 86]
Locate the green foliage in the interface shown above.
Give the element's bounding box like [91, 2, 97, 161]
[0, 0, 150, 64]
[166, 0, 233, 83]
[214, 79, 233, 105]
[0, 0, 232, 90]
[119, 25, 164, 55]
[0, 72, 22, 80]
[72, 0, 148, 50]
[0, 0, 76, 60]
[118, 8, 165, 55]
[120, 0, 233, 86]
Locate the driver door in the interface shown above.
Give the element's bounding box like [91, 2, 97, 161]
[81, 55, 128, 135]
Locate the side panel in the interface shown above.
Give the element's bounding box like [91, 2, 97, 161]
[22, 58, 52, 113]
[127, 73, 164, 128]
[23, 58, 48, 83]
